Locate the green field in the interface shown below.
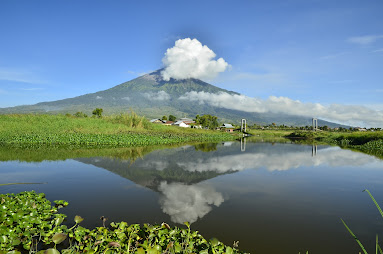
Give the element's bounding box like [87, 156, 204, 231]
[1, 113, 381, 158]
[0, 114, 236, 147]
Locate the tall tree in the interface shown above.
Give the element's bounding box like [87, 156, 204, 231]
[195, 114, 219, 129]
[92, 108, 103, 118]
[168, 115, 176, 121]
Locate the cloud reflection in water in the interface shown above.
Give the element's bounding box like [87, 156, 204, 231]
[155, 145, 381, 223]
[176, 146, 379, 173]
[158, 181, 224, 224]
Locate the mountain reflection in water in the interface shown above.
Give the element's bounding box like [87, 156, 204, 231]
[2, 141, 383, 254]
[75, 142, 381, 224]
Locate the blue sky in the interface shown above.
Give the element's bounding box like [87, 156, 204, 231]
[0, 0, 382, 125]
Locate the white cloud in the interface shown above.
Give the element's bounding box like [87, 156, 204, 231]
[365, 103, 383, 111]
[175, 146, 380, 173]
[372, 48, 383, 53]
[179, 91, 383, 127]
[96, 96, 102, 99]
[347, 35, 383, 45]
[121, 96, 130, 101]
[143, 91, 170, 101]
[158, 181, 224, 224]
[223, 142, 234, 147]
[161, 38, 229, 81]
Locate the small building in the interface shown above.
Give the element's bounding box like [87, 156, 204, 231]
[179, 118, 195, 125]
[150, 119, 163, 124]
[180, 118, 193, 121]
[220, 123, 235, 133]
[163, 121, 174, 126]
[173, 120, 191, 128]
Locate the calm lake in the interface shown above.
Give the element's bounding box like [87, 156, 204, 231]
[1, 140, 383, 253]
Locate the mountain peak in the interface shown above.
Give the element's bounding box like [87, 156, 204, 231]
[137, 69, 210, 86]
[139, 69, 164, 84]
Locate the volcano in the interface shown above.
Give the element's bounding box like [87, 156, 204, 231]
[0, 70, 348, 127]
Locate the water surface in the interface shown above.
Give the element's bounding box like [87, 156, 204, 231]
[1, 141, 383, 253]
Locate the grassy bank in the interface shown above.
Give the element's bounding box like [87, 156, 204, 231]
[247, 129, 294, 138]
[0, 142, 225, 163]
[0, 145, 173, 163]
[285, 130, 383, 159]
[0, 114, 235, 147]
[247, 129, 383, 159]
[0, 191, 244, 254]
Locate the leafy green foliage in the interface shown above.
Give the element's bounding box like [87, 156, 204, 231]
[0, 191, 245, 253]
[168, 115, 177, 122]
[0, 114, 235, 148]
[354, 140, 383, 159]
[92, 108, 103, 118]
[195, 114, 219, 130]
[286, 130, 383, 145]
[108, 111, 151, 129]
[285, 130, 383, 159]
[0, 132, 233, 147]
[0, 191, 68, 252]
[73, 112, 88, 118]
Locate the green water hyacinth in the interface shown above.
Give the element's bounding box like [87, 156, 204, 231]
[0, 191, 245, 253]
[0, 191, 69, 252]
[0, 114, 236, 148]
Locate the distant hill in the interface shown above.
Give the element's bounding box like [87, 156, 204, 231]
[0, 69, 349, 127]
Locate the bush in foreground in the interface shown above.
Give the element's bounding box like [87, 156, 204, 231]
[0, 191, 244, 254]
